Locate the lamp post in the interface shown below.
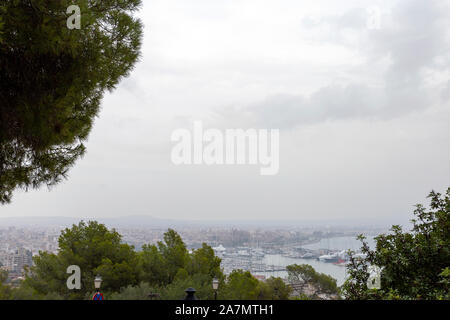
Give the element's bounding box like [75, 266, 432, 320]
[94, 275, 102, 291]
[212, 278, 219, 300]
[92, 275, 104, 300]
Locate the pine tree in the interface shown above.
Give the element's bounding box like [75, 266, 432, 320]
[0, 0, 143, 204]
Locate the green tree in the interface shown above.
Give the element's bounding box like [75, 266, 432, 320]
[157, 229, 189, 283]
[125, 230, 225, 300]
[136, 232, 224, 299]
[286, 264, 316, 284]
[137, 244, 167, 286]
[25, 221, 139, 299]
[160, 273, 216, 300]
[286, 264, 338, 298]
[438, 268, 450, 300]
[263, 277, 293, 300]
[187, 243, 222, 279]
[109, 282, 159, 300]
[315, 273, 338, 295]
[342, 189, 450, 300]
[0, 269, 12, 299]
[0, 0, 143, 204]
[221, 270, 261, 300]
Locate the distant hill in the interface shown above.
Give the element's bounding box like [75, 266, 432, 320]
[0, 215, 408, 229]
[0, 215, 179, 228]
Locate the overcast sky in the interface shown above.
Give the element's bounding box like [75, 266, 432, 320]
[1, 0, 449, 224]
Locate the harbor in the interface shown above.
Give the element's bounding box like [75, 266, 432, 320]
[215, 236, 376, 286]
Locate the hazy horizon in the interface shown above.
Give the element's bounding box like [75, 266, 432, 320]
[0, 213, 413, 229]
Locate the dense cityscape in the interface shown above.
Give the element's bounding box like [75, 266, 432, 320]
[0, 221, 384, 286]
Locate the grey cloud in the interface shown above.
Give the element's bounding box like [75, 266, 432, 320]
[301, 7, 367, 31]
[443, 81, 450, 102]
[221, 0, 449, 129]
[222, 83, 428, 129]
[371, 0, 449, 85]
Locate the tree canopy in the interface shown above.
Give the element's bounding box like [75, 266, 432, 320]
[343, 188, 450, 300]
[15, 222, 226, 300]
[7, 221, 297, 300]
[0, 0, 143, 204]
[286, 264, 339, 298]
[220, 269, 262, 300]
[24, 221, 139, 299]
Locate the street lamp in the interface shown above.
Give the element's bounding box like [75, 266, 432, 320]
[92, 275, 104, 300]
[212, 278, 219, 300]
[94, 275, 102, 291]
